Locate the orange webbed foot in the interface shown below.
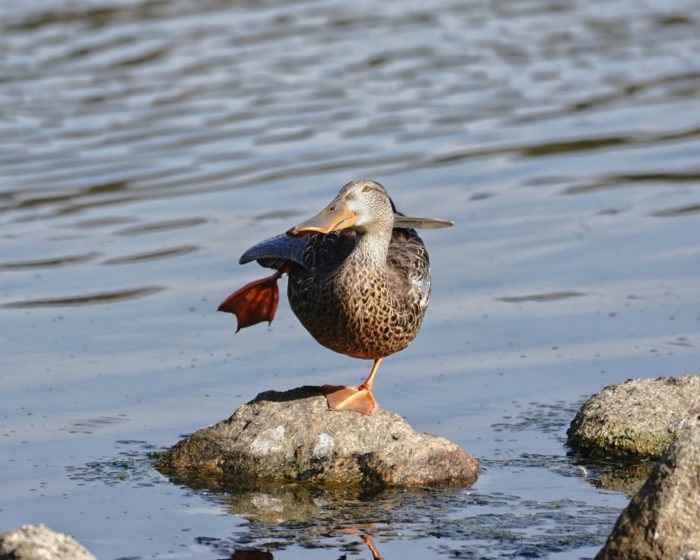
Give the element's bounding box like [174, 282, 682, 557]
[322, 384, 378, 415]
[218, 271, 282, 331]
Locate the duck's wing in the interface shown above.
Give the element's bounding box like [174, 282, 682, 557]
[239, 233, 307, 270]
[301, 230, 357, 275]
[386, 227, 431, 308]
[224, 231, 356, 331]
[240, 231, 357, 274]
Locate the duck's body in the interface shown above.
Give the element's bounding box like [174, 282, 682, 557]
[219, 180, 452, 415]
[287, 226, 429, 360]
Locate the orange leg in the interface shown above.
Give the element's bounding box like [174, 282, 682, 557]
[360, 535, 383, 560]
[333, 528, 383, 560]
[322, 358, 383, 416]
[217, 266, 287, 332]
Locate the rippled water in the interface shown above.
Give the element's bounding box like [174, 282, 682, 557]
[2, 0, 700, 558]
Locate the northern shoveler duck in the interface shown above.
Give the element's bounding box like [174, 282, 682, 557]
[218, 179, 453, 415]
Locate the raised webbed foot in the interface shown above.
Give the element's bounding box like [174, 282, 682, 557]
[218, 271, 282, 331]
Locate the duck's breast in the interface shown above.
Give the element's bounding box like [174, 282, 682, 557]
[287, 228, 431, 360]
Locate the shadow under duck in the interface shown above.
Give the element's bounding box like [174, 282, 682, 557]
[219, 179, 453, 415]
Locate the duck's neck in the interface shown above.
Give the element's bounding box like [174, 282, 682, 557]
[348, 227, 392, 269]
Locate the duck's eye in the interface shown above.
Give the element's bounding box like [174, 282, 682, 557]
[362, 185, 371, 193]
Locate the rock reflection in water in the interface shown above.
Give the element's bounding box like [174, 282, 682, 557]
[572, 454, 656, 497]
[174, 476, 446, 557]
[176, 476, 622, 558]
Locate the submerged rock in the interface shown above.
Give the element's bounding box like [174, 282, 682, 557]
[567, 375, 700, 457]
[596, 422, 700, 560]
[0, 524, 95, 560]
[157, 386, 478, 487]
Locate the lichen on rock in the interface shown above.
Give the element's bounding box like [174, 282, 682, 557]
[157, 385, 478, 487]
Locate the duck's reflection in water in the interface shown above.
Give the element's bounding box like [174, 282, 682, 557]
[230, 530, 383, 559]
[360, 533, 383, 560]
[231, 549, 273, 560]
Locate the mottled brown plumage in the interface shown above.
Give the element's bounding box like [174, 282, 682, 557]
[219, 179, 453, 415]
[288, 226, 430, 360]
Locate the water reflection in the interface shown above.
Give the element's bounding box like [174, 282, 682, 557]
[0, 251, 100, 270]
[162, 469, 620, 558]
[578, 458, 655, 497]
[101, 244, 197, 265]
[162, 473, 443, 556]
[3, 0, 698, 224]
[652, 202, 700, 217]
[231, 549, 274, 560]
[562, 170, 700, 195]
[1, 285, 165, 308]
[230, 533, 382, 560]
[115, 217, 207, 236]
[496, 291, 587, 303]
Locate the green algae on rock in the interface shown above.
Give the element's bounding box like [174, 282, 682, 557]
[156, 386, 478, 487]
[567, 375, 700, 458]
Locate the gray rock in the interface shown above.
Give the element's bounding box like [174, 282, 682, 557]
[0, 524, 95, 560]
[157, 386, 478, 487]
[567, 375, 700, 457]
[596, 422, 700, 560]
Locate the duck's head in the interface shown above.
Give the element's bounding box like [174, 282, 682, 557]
[287, 179, 453, 238]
